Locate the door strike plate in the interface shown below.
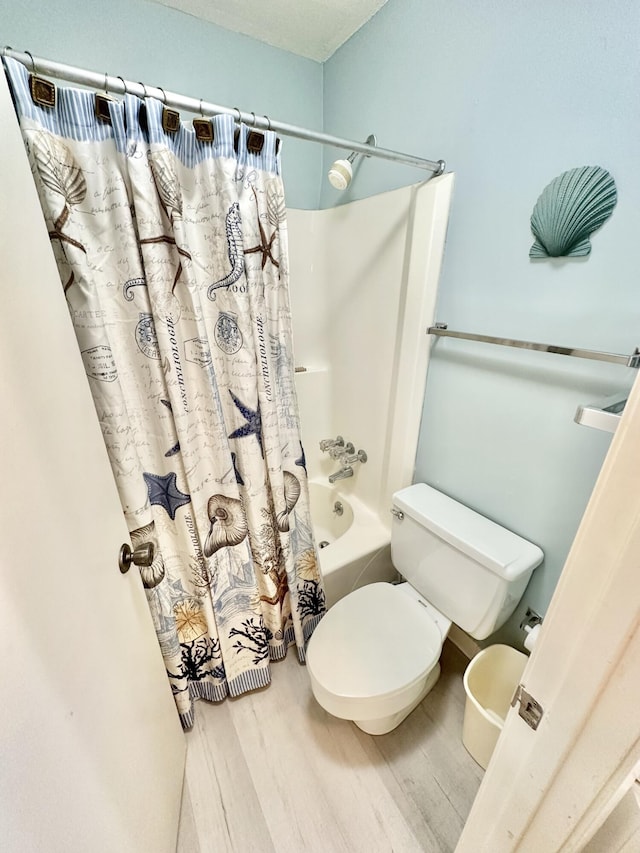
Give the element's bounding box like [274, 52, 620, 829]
[511, 684, 544, 731]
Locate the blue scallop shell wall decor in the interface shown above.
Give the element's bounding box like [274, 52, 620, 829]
[529, 166, 617, 259]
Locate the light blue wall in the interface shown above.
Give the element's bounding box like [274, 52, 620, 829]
[323, 0, 640, 646]
[0, 0, 323, 209]
[5, 0, 640, 648]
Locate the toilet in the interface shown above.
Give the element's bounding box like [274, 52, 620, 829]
[306, 483, 543, 735]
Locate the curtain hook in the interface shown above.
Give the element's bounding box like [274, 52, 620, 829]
[2, 45, 13, 59]
[199, 98, 204, 117]
[24, 50, 36, 74]
[116, 76, 129, 96]
[250, 111, 257, 127]
[233, 106, 242, 123]
[104, 73, 109, 95]
[137, 81, 149, 99]
[25, 49, 56, 109]
[157, 86, 166, 105]
[263, 115, 272, 132]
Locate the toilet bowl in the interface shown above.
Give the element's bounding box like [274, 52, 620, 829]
[306, 483, 543, 735]
[306, 581, 451, 735]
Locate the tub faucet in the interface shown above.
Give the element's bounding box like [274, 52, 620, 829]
[328, 449, 367, 484]
[328, 465, 353, 483]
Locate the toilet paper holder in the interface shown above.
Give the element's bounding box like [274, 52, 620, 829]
[520, 607, 543, 632]
[520, 607, 544, 652]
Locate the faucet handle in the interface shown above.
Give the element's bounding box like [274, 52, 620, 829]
[320, 435, 344, 452]
[329, 442, 354, 459]
[342, 449, 367, 465]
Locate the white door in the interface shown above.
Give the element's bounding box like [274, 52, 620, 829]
[0, 72, 185, 852]
[456, 368, 640, 852]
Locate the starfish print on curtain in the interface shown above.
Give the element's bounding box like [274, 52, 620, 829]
[244, 187, 279, 271]
[227, 389, 263, 456]
[295, 443, 307, 475]
[143, 471, 191, 521]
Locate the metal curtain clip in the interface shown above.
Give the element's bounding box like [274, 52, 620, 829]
[95, 72, 117, 123]
[193, 97, 214, 142]
[26, 50, 56, 109]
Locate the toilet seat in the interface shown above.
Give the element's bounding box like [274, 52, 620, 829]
[307, 583, 444, 722]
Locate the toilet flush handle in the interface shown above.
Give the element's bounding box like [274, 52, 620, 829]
[390, 507, 404, 521]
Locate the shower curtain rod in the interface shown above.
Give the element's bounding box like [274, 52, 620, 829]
[4, 48, 446, 175]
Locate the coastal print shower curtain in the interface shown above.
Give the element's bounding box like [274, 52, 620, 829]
[4, 58, 325, 727]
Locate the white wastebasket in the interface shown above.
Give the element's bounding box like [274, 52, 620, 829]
[462, 644, 528, 770]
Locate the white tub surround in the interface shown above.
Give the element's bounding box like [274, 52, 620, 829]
[290, 176, 454, 509]
[288, 176, 454, 605]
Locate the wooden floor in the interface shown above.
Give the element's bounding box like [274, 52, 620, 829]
[177, 642, 484, 853]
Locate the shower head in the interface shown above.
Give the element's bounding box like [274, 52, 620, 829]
[327, 134, 376, 190]
[328, 156, 355, 190]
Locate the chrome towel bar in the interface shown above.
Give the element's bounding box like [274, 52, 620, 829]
[427, 323, 640, 369]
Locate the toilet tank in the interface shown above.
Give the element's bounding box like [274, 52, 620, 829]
[391, 484, 543, 641]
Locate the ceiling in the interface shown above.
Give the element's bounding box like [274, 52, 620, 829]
[150, 0, 390, 62]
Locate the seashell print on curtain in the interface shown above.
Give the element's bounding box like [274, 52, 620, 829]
[3, 57, 325, 728]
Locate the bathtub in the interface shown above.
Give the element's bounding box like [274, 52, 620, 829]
[307, 481, 396, 608]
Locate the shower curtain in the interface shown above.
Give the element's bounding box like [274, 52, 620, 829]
[4, 57, 325, 727]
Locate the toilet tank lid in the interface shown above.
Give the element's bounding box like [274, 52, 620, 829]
[393, 484, 544, 581]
